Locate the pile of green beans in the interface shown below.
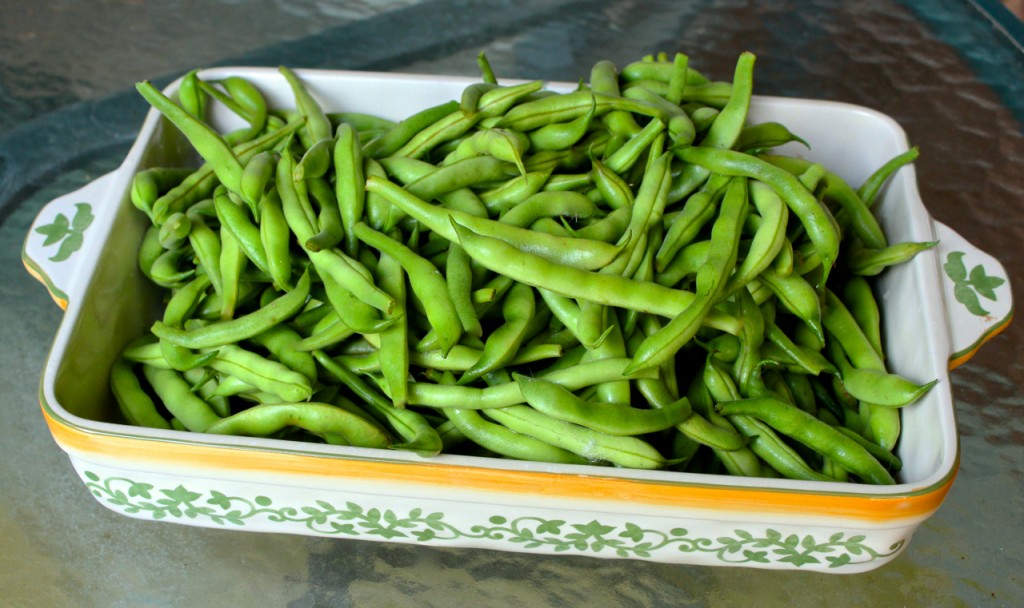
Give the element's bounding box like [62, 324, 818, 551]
[114, 52, 935, 484]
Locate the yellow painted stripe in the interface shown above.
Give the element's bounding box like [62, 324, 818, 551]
[43, 407, 954, 522]
[948, 313, 1013, 370]
[22, 257, 69, 310]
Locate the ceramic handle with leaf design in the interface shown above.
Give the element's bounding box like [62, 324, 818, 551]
[22, 171, 115, 310]
[933, 221, 1013, 369]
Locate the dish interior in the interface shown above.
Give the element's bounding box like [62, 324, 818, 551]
[47, 68, 956, 491]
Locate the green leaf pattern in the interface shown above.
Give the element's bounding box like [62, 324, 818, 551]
[85, 472, 903, 569]
[34, 202, 94, 262]
[944, 251, 1005, 316]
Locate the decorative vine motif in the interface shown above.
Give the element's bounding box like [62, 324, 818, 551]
[34, 202, 94, 262]
[83, 471, 903, 568]
[943, 251, 1005, 317]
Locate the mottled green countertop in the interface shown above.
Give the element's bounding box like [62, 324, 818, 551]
[1, 1, 1022, 606]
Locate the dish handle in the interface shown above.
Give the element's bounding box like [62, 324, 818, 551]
[933, 221, 1013, 369]
[22, 171, 119, 310]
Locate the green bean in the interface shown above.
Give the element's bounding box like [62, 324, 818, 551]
[205, 402, 391, 448]
[142, 365, 221, 432]
[761, 154, 888, 250]
[679, 146, 841, 285]
[697, 177, 748, 298]
[857, 146, 919, 207]
[721, 180, 789, 297]
[159, 273, 219, 371]
[406, 156, 519, 202]
[293, 137, 332, 181]
[541, 172, 592, 192]
[572, 205, 632, 243]
[151, 268, 310, 349]
[484, 405, 667, 469]
[847, 240, 937, 276]
[591, 157, 634, 211]
[376, 250, 410, 407]
[735, 121, 809, 153]
[333, 122, 365, 255]
[249, 323, 317, 381]
[214, 187, 271, 275]
[296, 312, 354, 351]
[654, 190, 716, 272]
[459, 282, 535, 385]
[363, 100, 460, 158]
[498, 191, 599, 228]
[110, 358, 172, 429]
[151, 118, 302, 224]
[220, 76, 269, 142]
[703, 359, 833, 481]
[444, 408, 587, 464]
[475, 79, 546, 118]
[763, 318, 836, 376]
[622, 176, 747, 373]
[393, 105, 480, 160]
[328, 111, 397, 134]
[185, 211, 223, 295]
[664, 52, 690, 105]
[716, 397, 895, 484]
[842, 276, 884, 359]
[730, 287, 765, 396]
[131, 167, 194, 220]
[353, 222, 462, 355]
[209, 343, 313, 403]
[313, 351, 442, 456]
[515, 373, 687, 436]
[177, 69, 207, 119]
[500, 90, 666, 132]
[278, 66, 332, 145]
[479, 170, 551, 214]
[528, 91, 596, 151]
[299, 176, 345, 253]
[157, 211, 191, 250]
[602, 117, 665, 175]
[444, 128, 529, 175]
[406, 357, 656, 409]
[839, 368, 937, 408]
[620, 59, 710, 85]
[590, 59, 642, 137]
[445, 244, 482, 337]
[136, 81, 245, 195]
[452, 218, 738, 334]
[365, 175, 622, 271]
[148, 246, 194, 287]
[460, 82, 499, 116]
[240, 150, 275, 213]
[822, 290, 899, 450]
[758, 267, 823, 341]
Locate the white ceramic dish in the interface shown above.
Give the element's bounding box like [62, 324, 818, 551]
[23, 67, 1012, 572]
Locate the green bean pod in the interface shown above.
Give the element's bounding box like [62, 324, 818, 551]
[515, 374, 688, 436]
[151, 269, 310, 350]
[444, 408, 588, 464]
[716, 397, 895, 484]
[333, 122, 365, 256]
[111, 358, 172, 429]
[484, 405, 667, 469]
[136, 81, 245, 195]
[353, 222, 462, 355]
[142, 365, 222, 432]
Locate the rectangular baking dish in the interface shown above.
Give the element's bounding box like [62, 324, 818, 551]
[23, 67, 1013, 572]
